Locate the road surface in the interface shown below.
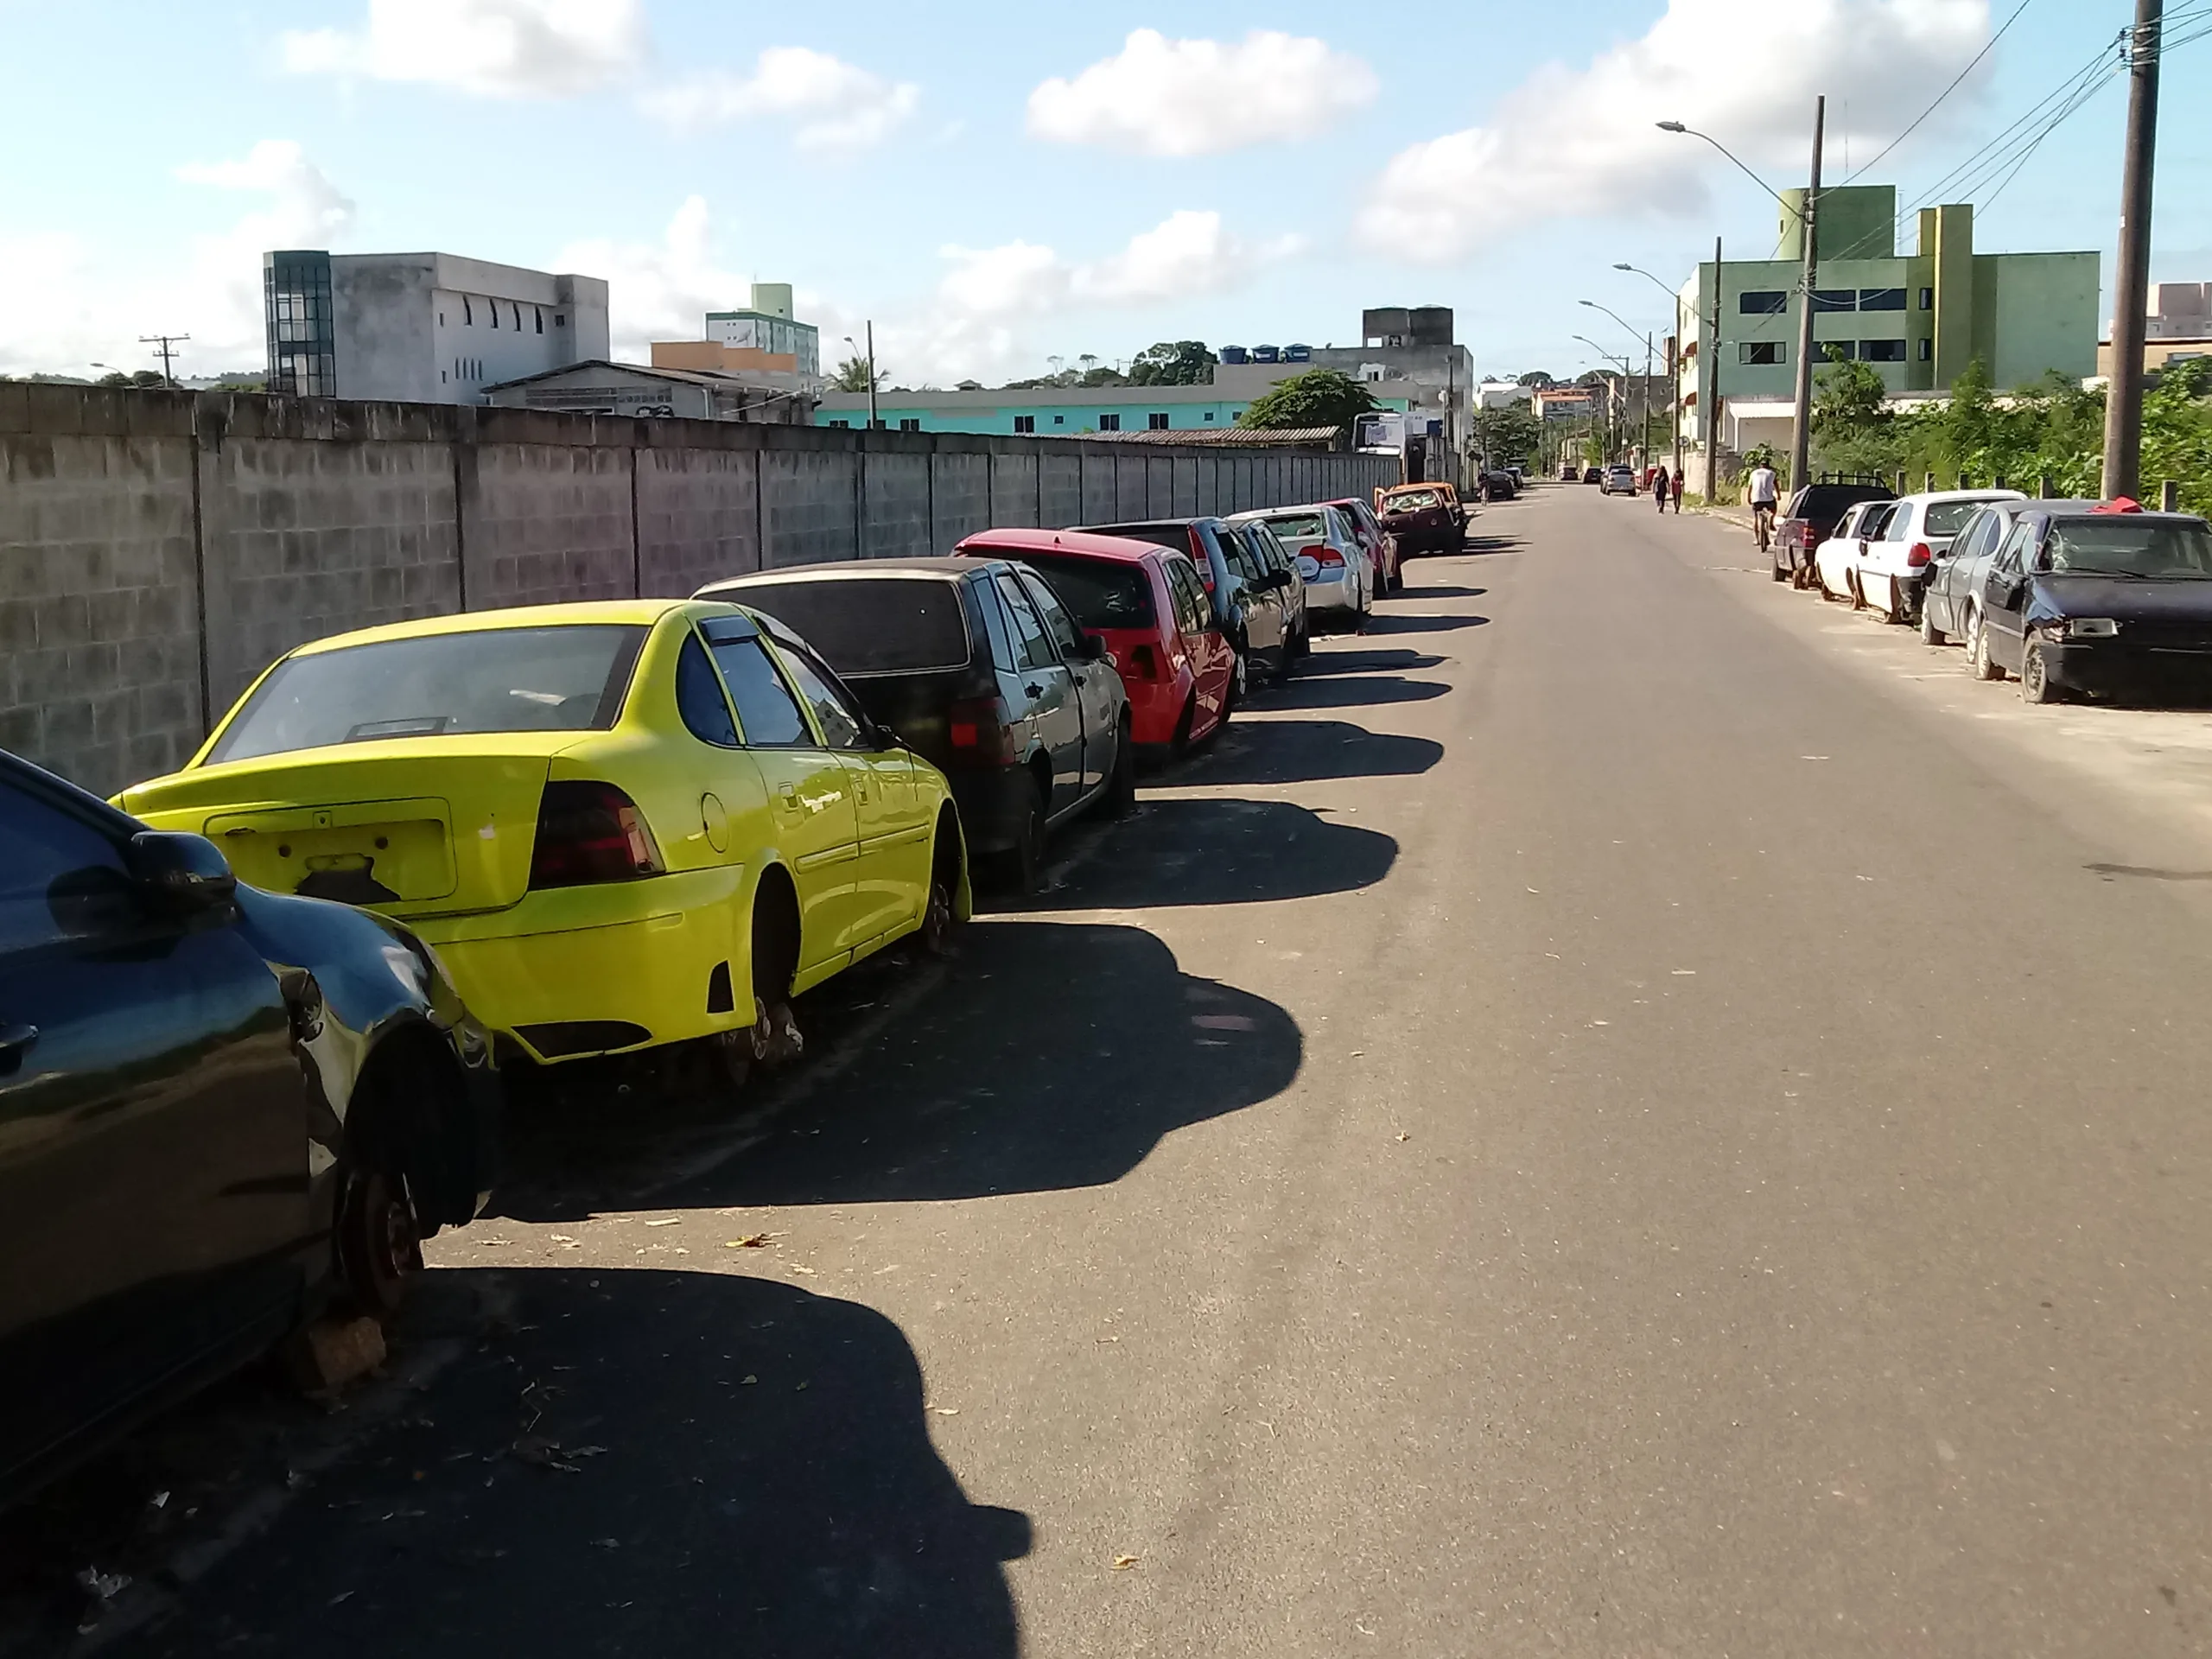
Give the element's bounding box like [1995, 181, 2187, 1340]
[35, 482, 2212, 1656]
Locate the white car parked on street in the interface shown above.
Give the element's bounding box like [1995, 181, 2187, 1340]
[1853, 490, 2025, 621]
[1812, 499, 1897, 604]
[1234, 504, 1374, 631]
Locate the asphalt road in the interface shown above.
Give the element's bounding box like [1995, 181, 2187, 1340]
[30, 482, 2212, 1655]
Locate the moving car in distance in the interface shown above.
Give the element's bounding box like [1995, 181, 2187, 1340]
[1600, 464, 1637, 496]
[1964, 502, 2212, 703]
[705, 559, 1129, 893]
[121, 600, 966, 1079]
[1811, 499, 1897, 605]
[1853, 489, 2025, 623]
[1374, 482, 1465, 557]
[1919, 498, 2076, 649]
[1771, 479, 1895, 584]
[3, 748, 495, 1504]
[1235, 504, 1374, 632]
[1076, 517, 1289, 701]
[949, 529, 1234, 766]
[1582, 467, 1603, 485]
[1324, 495, 1402, 595]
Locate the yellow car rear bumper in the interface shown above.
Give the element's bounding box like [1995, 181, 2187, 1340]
[410, 867, 748, 1064]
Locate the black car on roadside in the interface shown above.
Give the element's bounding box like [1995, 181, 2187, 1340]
[1966, 503, 2212, 702]
[1773, 479, 1896, 583]
[0, 749, 498, 1507]
[698, 559, 1131, 891]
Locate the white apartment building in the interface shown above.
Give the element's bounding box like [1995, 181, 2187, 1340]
[263, 250, 610, 404]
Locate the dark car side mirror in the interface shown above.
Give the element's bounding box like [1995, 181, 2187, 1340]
[127, 831, 238, 915]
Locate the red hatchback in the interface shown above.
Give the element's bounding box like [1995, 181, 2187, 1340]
[954, 528, 1236, 761]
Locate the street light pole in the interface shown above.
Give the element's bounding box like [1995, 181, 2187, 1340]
[1787, 96, 1825, 496]
[865, 321, 879, 430]
[2102, 0, 2163, 499]
[1707, 237, 1726, 501]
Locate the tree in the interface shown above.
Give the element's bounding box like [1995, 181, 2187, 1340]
[1236, 368, 1378, 433]
[829, 354, 882, 394]
[1808, 345, 1892, 476]
[1516, 370, 1558, 389]
[1476, 401, 1542, 465]
[1126, 340, 1217, 386]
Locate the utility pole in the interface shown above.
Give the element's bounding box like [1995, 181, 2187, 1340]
[865, 320, 880, 430]
[1707, 235, 1725, 502]
[1643, 332, 1655, 467]
[1788, 96, 1825, 495]
[139, 333, 189, 388]
[2102, 0, 2163, 499]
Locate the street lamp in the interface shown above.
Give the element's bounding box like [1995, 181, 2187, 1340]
[1580, 298, 1660, 470]
[1573, 334, 1632, 459]
[842, 324, 880, 429]
[1615, 265, 1688, 482]
[1661, 104, 1827, 500]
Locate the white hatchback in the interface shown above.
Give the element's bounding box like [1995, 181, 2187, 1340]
[1853, 490, 2025, 620]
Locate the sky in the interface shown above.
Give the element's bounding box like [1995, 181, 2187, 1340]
[2, 0, 2208, 391]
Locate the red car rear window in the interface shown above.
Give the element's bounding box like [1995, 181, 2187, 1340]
[1007, 554, 1156, 629]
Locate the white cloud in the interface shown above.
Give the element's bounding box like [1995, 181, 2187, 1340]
[1360, 0, 1992, 262]
[1027, 29, 1376, 157]
[281, 0, 645, 99]
[643, 47, 919, 153]
[550, 195, 746, 359]
[0, 139, 355, 378]
[938, 210, 1290, 320]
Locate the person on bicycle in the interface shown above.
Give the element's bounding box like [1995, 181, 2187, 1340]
[1747, 461, 1779, 546]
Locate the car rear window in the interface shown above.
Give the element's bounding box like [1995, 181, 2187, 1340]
[1008, 554, 1155, 629]
[1264, 512, 1326, 539]
[1925, 499, 2006, 537]
[1789, 485, 1893, 534]
[1384, 490, 1441, 511]
[722, 578, 971, 676]
[207, 625, 647, 764]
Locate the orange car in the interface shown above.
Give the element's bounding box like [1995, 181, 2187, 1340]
[1374, 481, 1467, 557]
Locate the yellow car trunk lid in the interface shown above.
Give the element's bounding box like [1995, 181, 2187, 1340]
[122, 744, 565, 918]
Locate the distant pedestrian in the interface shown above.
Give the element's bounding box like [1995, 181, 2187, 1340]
[1651, 465, 1669, 512]
[1670, 469, 1684, 512]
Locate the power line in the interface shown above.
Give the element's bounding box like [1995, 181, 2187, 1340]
[1844, 0, 2036, 184]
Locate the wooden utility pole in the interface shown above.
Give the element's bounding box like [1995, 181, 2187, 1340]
[1707, 236, 1725, 501]
[2102, 0, 2163, 499]
[1787, 96, 1825, 494]
[139, 333, 189, 388]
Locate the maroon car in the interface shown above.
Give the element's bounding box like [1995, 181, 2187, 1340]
[1325, 496, 1402, 595]
[1374, 482, 1465, 558]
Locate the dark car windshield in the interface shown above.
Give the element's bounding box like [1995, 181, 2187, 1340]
[208, 625, 647, 763]
[2044, 518, 2212, 578]
[722, 578, 972, 674]
[1011, 555, 1155, 629]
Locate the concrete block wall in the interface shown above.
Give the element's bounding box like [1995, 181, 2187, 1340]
[0, 398, 205, 790]
[2, 383, 1395, 795]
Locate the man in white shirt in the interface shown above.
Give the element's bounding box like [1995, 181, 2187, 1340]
[1747, 462, 1780, 548]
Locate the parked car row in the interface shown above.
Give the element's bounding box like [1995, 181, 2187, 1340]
[0, 489, 1436, 1504]
[1777, 483, 2212, 705]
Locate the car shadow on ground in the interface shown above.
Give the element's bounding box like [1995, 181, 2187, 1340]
[1357, 613, 1490, 636]
[1460, 535, 1522, 556]
[1033, 796, 1394, 910]
[1394, 585, 1484, 601]
[1169, 718, 1442, 786]
[680, 919, 1301, 1209]
[1287, 648, 1446, 677]
[1257, 677, 1449, 711]
[105, 1270, 1026, 1659]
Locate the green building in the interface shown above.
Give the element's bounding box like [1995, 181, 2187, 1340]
[1674, 185, 2098, 462]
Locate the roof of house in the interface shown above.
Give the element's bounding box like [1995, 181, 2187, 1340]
[482, 359, 769, 392]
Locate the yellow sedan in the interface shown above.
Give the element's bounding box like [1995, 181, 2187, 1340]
[117, 600, 968, 1071]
